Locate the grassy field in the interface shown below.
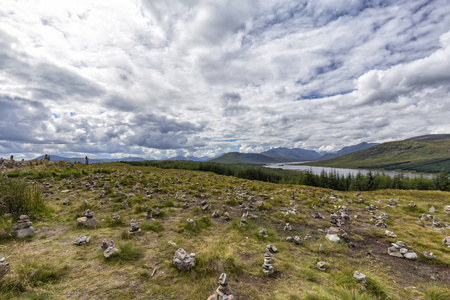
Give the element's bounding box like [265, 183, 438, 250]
[0, 162, 449, 299]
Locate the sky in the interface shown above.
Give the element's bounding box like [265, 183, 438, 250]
[1, 0, 450, 160]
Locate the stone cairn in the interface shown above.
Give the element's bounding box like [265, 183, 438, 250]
[388, 241, 418, 259]
[173, 248, 196, 271]
[284, 223, 292, 231]
[74, 236, 90, 245]
[146, 207, 153, 219]
[0, 257, 10, 279]
[77, 209, 97, 227]
[240, 213, 248, 226]
[129, 217, 141, 234]
[112, 212, 120, 221]
[104, 240, 120, 258]
[12, 215, 35, 238]
[101, 239, 108, 250]
[207, 273, 235, 300]
[259, 229, 268, 238]
[262, 253, 275, 275]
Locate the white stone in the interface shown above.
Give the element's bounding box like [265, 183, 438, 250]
[325, 233, 340, 243]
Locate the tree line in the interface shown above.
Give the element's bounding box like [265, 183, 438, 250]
[124, 161, 449, 192]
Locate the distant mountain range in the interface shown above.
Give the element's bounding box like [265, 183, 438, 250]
[210, 142, 377, 164]
[34, 155, 146, 164]
[307, 134, 450, 173]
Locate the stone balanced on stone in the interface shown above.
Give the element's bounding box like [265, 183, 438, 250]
[146, 207, 153, 219]
[129, 217, 141, 234]
[77, 209, 97, 227]
[101, 239, 108, 250]
[388, 241, 418, 259]
[0, 257, 10, 279]
[12, 215, 35, 238]
[207, 273, 235, 300]
[104, 240, 120, 258]
[173, 248, 196, 271]
[262, 253, 275, 275]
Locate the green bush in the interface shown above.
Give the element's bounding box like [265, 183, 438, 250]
[0, 179, 47, 220]
[107, 243, 143, 262]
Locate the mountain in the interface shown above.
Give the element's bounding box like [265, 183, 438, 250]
[318, 142, 378, 161]
[209, 152, 280, 164]
[308, 134, 450, 173]
[34, 155, 145, 164]
[262, 147, 322, 162]
[167, 155, 212, 162]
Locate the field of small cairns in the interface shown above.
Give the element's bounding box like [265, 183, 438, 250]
[0, 160, 449, 300]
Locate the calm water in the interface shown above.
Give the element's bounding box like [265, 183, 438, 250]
[264, 162, 433, 178]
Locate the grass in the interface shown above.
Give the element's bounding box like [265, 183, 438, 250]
[0, 161, 449, 299]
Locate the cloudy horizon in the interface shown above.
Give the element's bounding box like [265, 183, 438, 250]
[1, 0, 450, 160]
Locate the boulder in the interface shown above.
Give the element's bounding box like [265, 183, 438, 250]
[77, 216, 97, 227]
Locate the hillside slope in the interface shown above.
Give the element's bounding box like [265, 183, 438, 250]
[210, 152, 280, 164]
[262, 147, 322, 161]
[308, 134, 450, 173]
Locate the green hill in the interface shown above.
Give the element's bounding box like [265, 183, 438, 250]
[307, 134, 450, 173]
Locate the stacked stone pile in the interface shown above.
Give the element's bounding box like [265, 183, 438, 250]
[388, 241, 418, 259]
[77, 209, 97, 227]
[12, 215, 34, 238]
[207, 273, 235, 300]
[104, 240, 120, 258]
[262, 253, 274, 275]
[0, 257, 9, 279]
[173, 248, 196, 271]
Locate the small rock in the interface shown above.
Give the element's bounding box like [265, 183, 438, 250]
[403, 252, 418, 260]
[266, 244, 278, 253]
[325, 233, 340, 243]
[74, 236, 90, 245]
[423, 251, 436, 259]
[429, 206, 436, 213]
[385, 230, 397, 238]
[316, 261, 328, 271]
[353, 271, 366, 282]
[442, 236, 450, 247]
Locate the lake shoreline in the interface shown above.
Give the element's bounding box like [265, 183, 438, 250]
[264, 162, 434, 178]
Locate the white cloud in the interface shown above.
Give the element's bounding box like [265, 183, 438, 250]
[1, 0, 450, 160]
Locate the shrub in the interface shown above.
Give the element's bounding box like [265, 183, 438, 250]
[107, 243, 144, 262]
[0, 179, 47, 220]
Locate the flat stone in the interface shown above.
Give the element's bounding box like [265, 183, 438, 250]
[388, 249, 404, 258]
[403, 252, 418, 260]
[399, 248, 408, 254]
